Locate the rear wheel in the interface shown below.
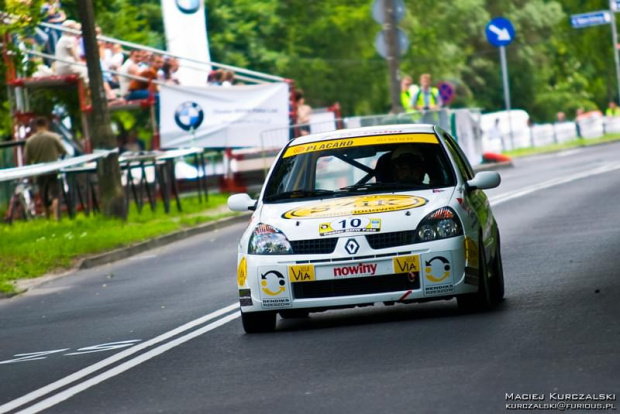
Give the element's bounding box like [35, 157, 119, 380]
[241, 311, 277, 333]
[458, 238, 494, 313]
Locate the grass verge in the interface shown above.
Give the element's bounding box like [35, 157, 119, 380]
[502, 133, 620, 158]
[0, 193, 236, 295]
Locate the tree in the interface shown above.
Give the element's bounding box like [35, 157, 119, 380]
[76, 0, 126, 219]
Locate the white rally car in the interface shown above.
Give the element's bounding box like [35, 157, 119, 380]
[228, 124, 504, 333]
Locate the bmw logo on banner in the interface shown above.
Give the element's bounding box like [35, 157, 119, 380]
[175, 0, 201, 14]
[174, 102, 204, 131]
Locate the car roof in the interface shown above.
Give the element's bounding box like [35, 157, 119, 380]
[289, 124, 439, 146]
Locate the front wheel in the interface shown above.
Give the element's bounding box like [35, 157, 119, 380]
[241, 311, 277, 333]
[457, 239, 494, 313]
[489, 234, 505, 304]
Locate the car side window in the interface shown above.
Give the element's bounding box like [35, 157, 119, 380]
[443, 133, 475, 181]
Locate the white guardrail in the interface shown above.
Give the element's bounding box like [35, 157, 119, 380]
[0, 150, 114, 183]
[0, 147, 207, 184]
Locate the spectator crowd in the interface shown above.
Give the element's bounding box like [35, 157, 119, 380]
[16, 1, 239, 108]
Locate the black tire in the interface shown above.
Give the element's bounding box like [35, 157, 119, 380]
[18, 197, 30, 221]
[241, 311, 277, 333]
[279, 310, 310, 319]
[458, 238, 494, 313]
[489, 233, 505, 304]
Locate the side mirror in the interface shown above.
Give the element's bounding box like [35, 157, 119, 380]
[227, 193, 257, 212]
[466, 171, 501, 190]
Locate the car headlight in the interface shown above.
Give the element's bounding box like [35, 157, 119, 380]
[415, 207, 463, 242]
[249, 223, 293, 255]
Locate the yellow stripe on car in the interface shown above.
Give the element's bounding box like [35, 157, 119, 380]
[283, 133, 439, 158]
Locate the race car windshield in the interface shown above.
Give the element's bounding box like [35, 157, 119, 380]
[263, 135, 456, 203]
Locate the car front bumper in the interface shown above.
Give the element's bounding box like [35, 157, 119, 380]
[237, 234, 480, 313]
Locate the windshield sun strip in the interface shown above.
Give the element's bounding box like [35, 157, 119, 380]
[283, 133, 439, 158]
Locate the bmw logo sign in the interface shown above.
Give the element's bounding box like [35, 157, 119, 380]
[175, 0, 200, 14]
[174, 102, 204, 131]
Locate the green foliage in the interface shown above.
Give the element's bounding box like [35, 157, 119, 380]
[60, 0, 164, 47]
[3, 0, 620, 129]
[0, 0, 45, 139]
[0, 193, 236, 294]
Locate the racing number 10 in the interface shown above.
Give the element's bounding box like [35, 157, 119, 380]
[338, 218, 362, 229]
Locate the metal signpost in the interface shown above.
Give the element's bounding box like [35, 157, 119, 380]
[571, 4, 620, 108]
[485, 17, 516, 149]
[372, 0, 408, 113]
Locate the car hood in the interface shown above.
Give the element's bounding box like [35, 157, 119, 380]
[257, 189, 457, 239]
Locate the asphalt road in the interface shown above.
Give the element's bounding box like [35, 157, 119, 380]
[1, 142, 619, 414]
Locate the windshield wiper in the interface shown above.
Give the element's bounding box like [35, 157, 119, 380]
[340, 182, 426, 192]
[264, 189, 334, 202]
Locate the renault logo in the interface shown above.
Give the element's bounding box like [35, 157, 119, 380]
[345, 239, 360, 255]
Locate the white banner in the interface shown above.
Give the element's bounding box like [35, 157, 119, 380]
[576, 112, 604, 139]
[161, 0, 211, 85]
[453, 109, 483, 165]
[159, 83, 290, 148]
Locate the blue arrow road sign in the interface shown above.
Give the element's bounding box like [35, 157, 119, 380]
[570, 11, 611, 29]
[485, 17, 515, 47]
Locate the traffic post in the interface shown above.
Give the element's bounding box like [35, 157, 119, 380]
[485, 17, 516, 149]
[372, 0, 408, 114]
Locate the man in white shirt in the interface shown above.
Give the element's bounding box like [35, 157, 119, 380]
[54, 20, 88, 82]
[119, 49, 141, 97]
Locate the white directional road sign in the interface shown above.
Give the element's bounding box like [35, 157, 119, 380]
[372, 0, 406, 25]
[375, 29, 409, 58]
[485, 17, 515, 47]
[570, 11, 611, 29]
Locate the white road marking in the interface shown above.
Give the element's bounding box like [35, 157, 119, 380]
[556, 149, 582, 157]
[0, 302, 239, 414]
[0, 349, 70, 365]
[525, 148, 583, 161]
[64, 340, 142, 356]
[17, 312, 241, 414]
[489, 163, 620, 206]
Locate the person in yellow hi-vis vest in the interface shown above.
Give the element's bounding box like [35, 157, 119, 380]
[400, 75, 418, 113]
[412, 73, 443, 111]
[605, 101, 620, 117]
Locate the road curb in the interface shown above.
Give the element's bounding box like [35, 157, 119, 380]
[77, 213, 251, 270]
[474, 161, 514, 172]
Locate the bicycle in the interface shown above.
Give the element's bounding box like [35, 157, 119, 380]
[4, 178, 37, 224]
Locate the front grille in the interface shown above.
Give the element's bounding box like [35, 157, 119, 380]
[290, 238, 338, 255]
[366, 231, 416, 249]
[292, 273, 420, 299]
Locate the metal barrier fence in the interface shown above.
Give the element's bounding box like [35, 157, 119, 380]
[0, 148, 208, 222]
[482, 116, 619, 153]
[344, 110, 452, 131]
